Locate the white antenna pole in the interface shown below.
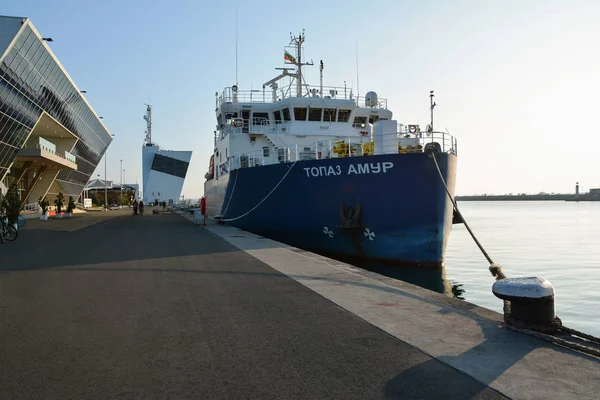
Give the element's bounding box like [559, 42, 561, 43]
[297, 32, 303, 97]
[429, 90, 436, 131]
[319, 60, 324, 98]
[144, 104, 152, 145]
[235, 9, 238, 86]
[355, 42, 360, 102]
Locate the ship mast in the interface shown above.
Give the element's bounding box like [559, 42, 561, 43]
[144, 104, 152, 145]
[429, 91, 436, 132]
[289, 31, 313, 97]
[264, 31, 314, 99]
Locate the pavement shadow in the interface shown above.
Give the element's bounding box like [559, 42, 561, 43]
[383, 305, 599, 400]
[0, 212, 284, 271]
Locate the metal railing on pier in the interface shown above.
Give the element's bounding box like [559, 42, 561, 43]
[222, 130, 457, 172]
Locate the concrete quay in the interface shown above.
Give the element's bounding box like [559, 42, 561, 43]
[180, 212, 600, 400]
[0, 209, 597, 399]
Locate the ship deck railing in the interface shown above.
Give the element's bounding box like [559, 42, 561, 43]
[217, 86, 388, 109]
[224, 130, 456, 171]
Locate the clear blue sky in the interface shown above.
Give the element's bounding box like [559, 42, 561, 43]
[4, 0, 599, 197]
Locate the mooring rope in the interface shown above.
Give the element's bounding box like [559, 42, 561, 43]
[222, 160, 298, 222]
[429, 151, 506, 280]
[220, 169, 239, 218]
[430, 150, 600, 358]
[507, 326, 600, 359]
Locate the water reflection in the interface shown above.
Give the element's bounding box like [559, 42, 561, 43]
[450, 281, 466, 300]
[348, 261, 466, 300]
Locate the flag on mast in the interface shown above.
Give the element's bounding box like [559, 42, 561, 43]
[284, 50, 296, 64]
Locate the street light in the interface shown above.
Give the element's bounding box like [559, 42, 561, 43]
[104, 151, 107, 211]
[124, 169, 127, 204]
[42, 37, 53, 42]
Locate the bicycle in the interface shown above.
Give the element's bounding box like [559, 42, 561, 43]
[0, 214, 18, 243]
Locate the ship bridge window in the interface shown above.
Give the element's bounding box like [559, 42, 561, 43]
[369, 115, 380, 124]
[252, 112, 269, 125]
[294, 107, 307, 121]
[308, 108, 323, 121]
[282, 108, 291, 121]
[337, 109, 352, 123]
[273, 110, 282, 124]
[353, 116, 367, 128]
[151, 154, 190, 179]
[324, 108, 337, 122]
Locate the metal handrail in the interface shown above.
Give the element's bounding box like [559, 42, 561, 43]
[218, 85, 388, 109]
[219, 130, 456, 174]
[26, 143, 77, 164]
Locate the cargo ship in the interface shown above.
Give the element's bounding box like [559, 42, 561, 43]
[204, 32, 457, 267]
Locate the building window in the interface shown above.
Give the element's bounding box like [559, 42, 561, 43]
[263, 147, 270, 157]
[294, 107, 307, 121]
[273, 110, 282, 124]
[369, 115, 380, 124]
[337, 109, 352, 122]
[150, 154, 190, 179]
[308, 108, 322, 121]
[252, 112, 269, 125]
[282, 108, 291, 121]
[323, 108, 337, 122]
[353, 116, 367, 128]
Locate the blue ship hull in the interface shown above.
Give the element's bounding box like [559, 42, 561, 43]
[205, 152, 457, 268]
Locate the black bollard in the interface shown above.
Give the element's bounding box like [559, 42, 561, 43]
[492, 277, 559, 332]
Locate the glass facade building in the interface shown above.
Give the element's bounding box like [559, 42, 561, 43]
[0, 15, 112, 205]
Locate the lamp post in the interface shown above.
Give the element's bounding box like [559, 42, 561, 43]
[120, 159, 123, 207]
[104, 150, 107, 210]
[123, 169, 126, 204]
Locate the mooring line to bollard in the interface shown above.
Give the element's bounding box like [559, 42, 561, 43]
[429, 151, 506, 280]
[507, 326, 600, 359]
[430, 150, 600, 358]
[223, 160, 299, 222]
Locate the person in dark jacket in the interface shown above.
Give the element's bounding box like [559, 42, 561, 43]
[139, 200, 144, 216]
[133, 200, 138, 215]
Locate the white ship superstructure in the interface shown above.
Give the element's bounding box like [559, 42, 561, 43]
[141, 104, 192, 205]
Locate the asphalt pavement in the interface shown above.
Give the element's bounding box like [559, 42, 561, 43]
[0, 210, 507, 399]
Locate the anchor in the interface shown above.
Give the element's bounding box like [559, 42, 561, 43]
[338, 201, 366, 260]
[339, 202, 362, 229]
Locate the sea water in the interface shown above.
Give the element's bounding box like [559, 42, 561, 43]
[365, 201, 600, 336]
